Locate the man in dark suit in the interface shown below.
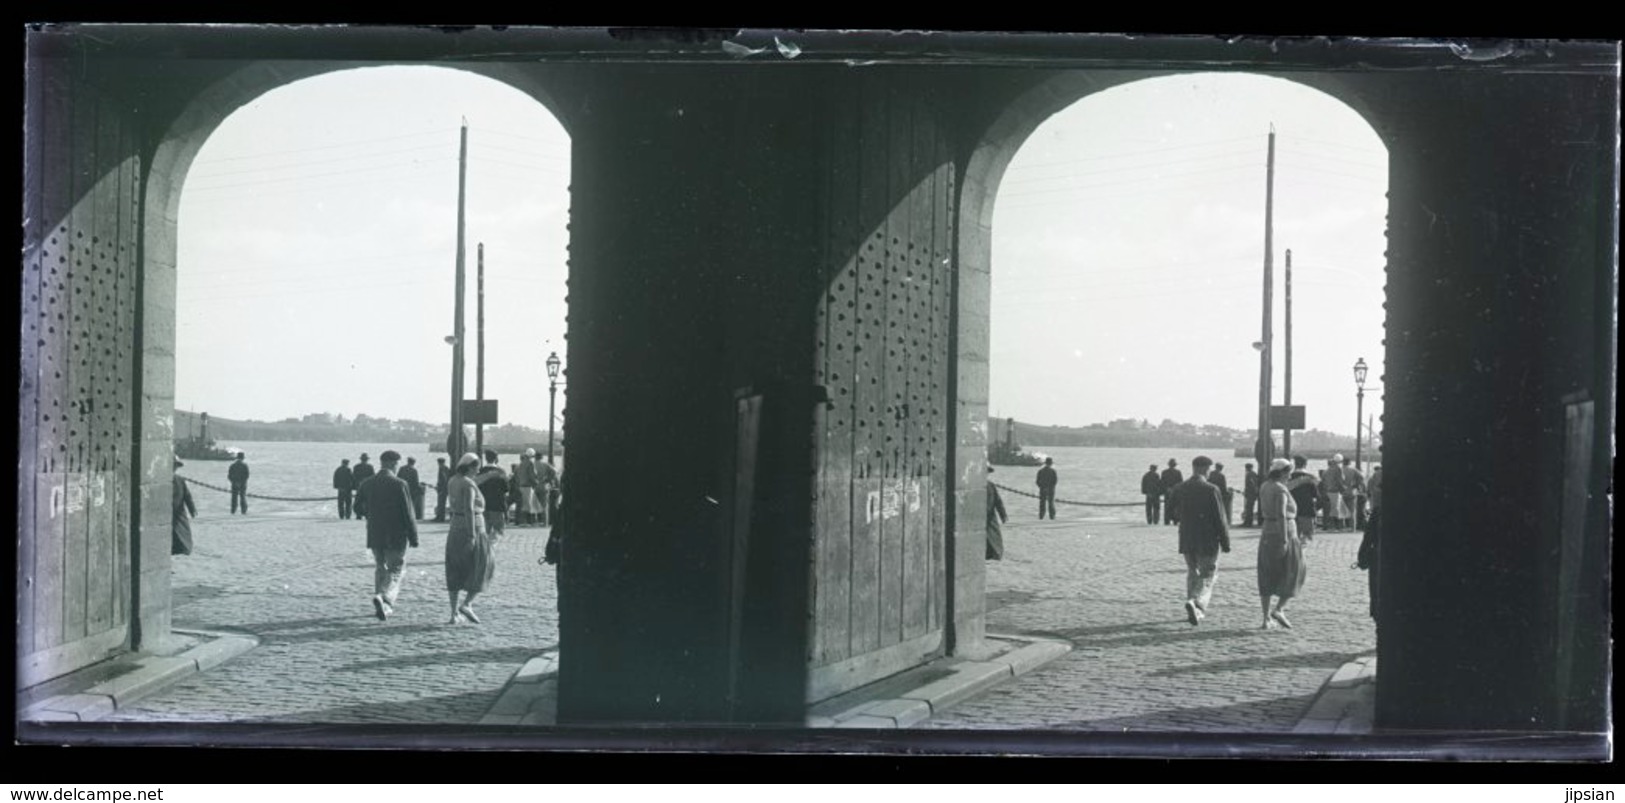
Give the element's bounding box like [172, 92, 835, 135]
[1034, 457, 1058, 520]
[1242, 463, 1261, 527]
[1140, 464, 1162, 525]
[332, 458, 354, 520]
[1176, 455, 1231, 626]
[434, 457, 451, 522]
[227, 453, 250, 515]
[357, 450, 419, 621]
[399, 456, 425, 521]
[351, 453, 376, 520]
[1211, 462, 1233, 525]
[1159, 458, 1184, 526]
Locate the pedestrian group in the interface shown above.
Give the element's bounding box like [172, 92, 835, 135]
[327, 447, 563, 625]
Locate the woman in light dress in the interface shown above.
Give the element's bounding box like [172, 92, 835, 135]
[1257, 458, 1308, 629]
[445, 452, 495, 625]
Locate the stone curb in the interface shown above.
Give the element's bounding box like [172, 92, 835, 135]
[824, 634, 1073, 729]
[19, 629, 259, 723]
[479, 651, 559, 726]
[474, 635, 1072, 730]
[1292, 655, 1376, 735]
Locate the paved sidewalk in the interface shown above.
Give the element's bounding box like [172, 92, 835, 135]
[50, 506, 1372, 733]
[96, 511, 558, 724]
[922, 514, 1377, 732]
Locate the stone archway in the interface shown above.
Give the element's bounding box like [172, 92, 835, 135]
[947, 65, 1394, 703]
[130, 60, 575, 653]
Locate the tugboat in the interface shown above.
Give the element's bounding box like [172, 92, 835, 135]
[988, 417, 1045, 467]
[174, 412, 239, 461]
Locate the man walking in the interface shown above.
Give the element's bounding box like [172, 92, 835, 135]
[399, 456, 425, 521]
[227, 452, 250, 515]
[351, 453, 376, 521]
[1035, 457, 1058, 520]
[1176, 455, 1231, 626]
[333, 458, 354, 520]
[357, 450, 419, 621]
[434, 456, 451, 522]
[1241, 463, 1260, 528]
[1211, 462, 1234, 525]
[1141, 463, 1162, 525]
[1287, 455, 1321, 543]
[1160, 459, 1184, 526]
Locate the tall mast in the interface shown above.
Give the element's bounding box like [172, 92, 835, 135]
[448, 121, 468, 457]
[1255, 126, 1276, 466]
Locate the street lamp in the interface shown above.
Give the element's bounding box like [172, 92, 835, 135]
[1353, 357, 1368, 471]
[546, 351, 562, 465]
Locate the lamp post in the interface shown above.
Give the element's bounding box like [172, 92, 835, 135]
[1353, 357, 1368, 471]
[546, 351, 562, 464]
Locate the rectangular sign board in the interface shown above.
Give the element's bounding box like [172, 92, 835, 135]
[461, 399, 499, 425]
[1270, 405, 1306, 430]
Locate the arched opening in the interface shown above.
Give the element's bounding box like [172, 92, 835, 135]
[944, 71, 1390, 731]
[125, 63, 572, 722]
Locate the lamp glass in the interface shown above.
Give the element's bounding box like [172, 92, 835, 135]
[546, 352, 561, 380]
[1353, 357, 1368, 387]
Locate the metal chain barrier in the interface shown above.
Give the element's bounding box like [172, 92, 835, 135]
[989, 481, 1144, 508]
[177, 475, 334, 503]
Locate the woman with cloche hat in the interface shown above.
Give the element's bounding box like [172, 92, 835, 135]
[445, 452, 495, 624]
[1257, 457, 1307, 630]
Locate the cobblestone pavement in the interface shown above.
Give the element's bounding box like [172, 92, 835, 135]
[100, 500, 1370, 731]
[102, 509, 558, 724]
[923, 513, 1376, 732]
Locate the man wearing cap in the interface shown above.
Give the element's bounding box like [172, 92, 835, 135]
[399, 456, 425, 521]
[332, 458, 354, 520]
[1034, 457, 1058, 520]
[1212, 462, 1234, 525]
[476, 449, 510, 537]
[351, 453, 376, 520]
[357, 450, 419, 621]
[434, 456, 451, 522]
[227, 452, 250, 515]
[1160, 458, 1184, 527]
[1140, 463, 1162, 525]
[1287, 455, 1322, 543]
[1174, 455, 1231, 626]
[1241, 464, 1261, 528]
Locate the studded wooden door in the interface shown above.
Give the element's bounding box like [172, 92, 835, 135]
[18, 66, 142, 688]
[808, 79, 955, 701]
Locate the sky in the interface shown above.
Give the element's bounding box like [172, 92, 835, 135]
[175, 66, 570, 430]
[176, 68, 1385, 439]
[989, 72, 1388, 437]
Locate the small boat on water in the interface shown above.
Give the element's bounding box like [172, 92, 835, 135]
[989, 417, 1046, 467]
[174, 412, 240, 460]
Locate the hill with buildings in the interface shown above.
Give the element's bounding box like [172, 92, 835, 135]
[174, 409, 556, 448]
